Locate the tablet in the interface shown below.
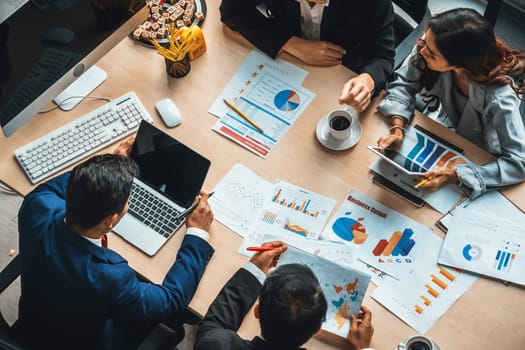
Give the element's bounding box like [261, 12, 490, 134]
[372, 173, 425, 207]
[368, 146, 428, 176]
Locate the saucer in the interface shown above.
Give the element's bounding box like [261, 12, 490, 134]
[316, 114, 362, 151]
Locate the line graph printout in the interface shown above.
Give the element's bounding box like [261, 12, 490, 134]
[209, 163, 273, 238]
[239, 181, 336, 256]
[277, 246, 371, 337]
[438, 210, 525, 285]
[372, 229, 478, 334]
[320, 189, 435, 281]
[209, 50, 315, 158]
[369, 125, 466, 214]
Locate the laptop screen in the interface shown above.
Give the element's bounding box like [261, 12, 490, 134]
[130, 121, 211, 208]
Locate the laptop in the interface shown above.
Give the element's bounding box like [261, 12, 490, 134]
[113, 120, 211, 256]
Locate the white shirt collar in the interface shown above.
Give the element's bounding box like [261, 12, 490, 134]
[295, 0, 330, 6]
[65, 217, 103, 247]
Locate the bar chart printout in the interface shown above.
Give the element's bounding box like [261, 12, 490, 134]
[438, 209, 525, 286]
[494, 241, 519, 272]
[320, 190, 436, 283]
[272, 187, 322, 218]
[238, 181, 336, 255]
[372, 229, 415, 256]
[372, 229, 478, 334]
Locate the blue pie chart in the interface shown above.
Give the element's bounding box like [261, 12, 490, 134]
[274, 90, 300, 111]
[462, 244, 482, 261]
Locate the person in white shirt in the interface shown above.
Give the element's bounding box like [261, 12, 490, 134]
[219, 0, 395, 112]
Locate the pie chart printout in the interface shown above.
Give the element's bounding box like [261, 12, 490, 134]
[274, 90, 301, 112]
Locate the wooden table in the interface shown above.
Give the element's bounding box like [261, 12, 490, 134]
[1, 1, 524, 349]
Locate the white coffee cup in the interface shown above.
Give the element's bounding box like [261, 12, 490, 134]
[326, 108, 354, 140]
[397, 335, 441, 350]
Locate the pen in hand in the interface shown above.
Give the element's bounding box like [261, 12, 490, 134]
[177, 191, 215, 219]
[415, 176, 433, 189]
[246, 246, 276, 252]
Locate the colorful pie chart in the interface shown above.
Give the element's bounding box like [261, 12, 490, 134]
[332, 217, 368, 244]
[274, 90, 300, 111]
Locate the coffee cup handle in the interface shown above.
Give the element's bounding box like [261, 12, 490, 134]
[342, 106, 356, 119]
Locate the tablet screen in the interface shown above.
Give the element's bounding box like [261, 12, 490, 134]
[368, 146, 428, 175]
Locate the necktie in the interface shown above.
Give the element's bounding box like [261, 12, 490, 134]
[101, 234, 108, 248]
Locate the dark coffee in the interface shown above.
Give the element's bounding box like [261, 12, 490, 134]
[408, 341, 431, 350]
[330, 116, 351, 131]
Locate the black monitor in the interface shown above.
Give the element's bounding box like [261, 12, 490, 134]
[0, 0, 147, 137]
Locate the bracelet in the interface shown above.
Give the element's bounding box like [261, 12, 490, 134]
[391, 116, 406, 123]
[390, 125, 405, 133]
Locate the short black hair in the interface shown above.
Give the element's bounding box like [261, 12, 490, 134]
[66, 154, 139, 229]
[259, 264, 327, 347]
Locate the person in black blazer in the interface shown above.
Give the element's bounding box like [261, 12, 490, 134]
[195, 241, 375, 350]
[219, 0, 395, 112]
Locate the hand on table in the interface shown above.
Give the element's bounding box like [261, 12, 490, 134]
[346, 306, 374, 350]
[249, 241, 288, 275]
[113, 135, 136, 157]
[338, 73, 375, 112]
[281, 36, 345, 67]
[186, 191, 214, 232]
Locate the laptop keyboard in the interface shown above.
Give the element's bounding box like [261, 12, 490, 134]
[128, 181, 185, 238]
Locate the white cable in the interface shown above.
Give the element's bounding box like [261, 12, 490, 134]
[39, 95, 112, 114]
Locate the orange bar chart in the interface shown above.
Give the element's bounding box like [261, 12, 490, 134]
[420, 295, 432, 306]
[382, 231, 403, 255]
[438, 266, 456, 281]
[431, 274, 448, 290]
[425, 284, 439, 298]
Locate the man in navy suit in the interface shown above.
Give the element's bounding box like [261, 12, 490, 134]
[195, 241, 375, 350]
[16, 137, 215, 349]
[219, 0, 395, 112]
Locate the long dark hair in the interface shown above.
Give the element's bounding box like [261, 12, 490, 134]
[416, 8, 525, 95]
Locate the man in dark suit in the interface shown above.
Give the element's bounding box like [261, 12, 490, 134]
[16, 137, 215, 349]
[195, 241, 375, 350]
[219, 0, 395, 112]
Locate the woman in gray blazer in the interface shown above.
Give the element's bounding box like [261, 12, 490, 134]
[377, 8, 525, 198]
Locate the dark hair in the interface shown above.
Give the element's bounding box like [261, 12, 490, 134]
[66, 154, 139, 229]
[416, 8, 525, 94]
[259, 264, 327, 348]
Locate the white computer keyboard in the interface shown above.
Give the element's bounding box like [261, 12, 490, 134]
[14, 91, 153, 184]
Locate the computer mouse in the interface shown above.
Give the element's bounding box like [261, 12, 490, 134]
[155, 98, 182, 128]
[43, 27, 75, 45]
